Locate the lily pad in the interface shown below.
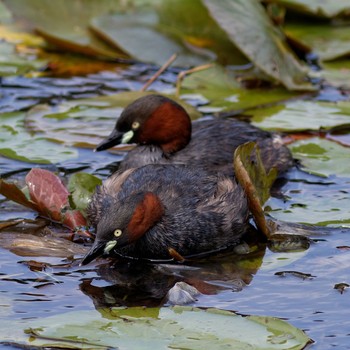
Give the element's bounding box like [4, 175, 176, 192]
[3, 0, 126, 59]
[285, 22, 350, 61]
[8, 306, 312, 349]
[0, 41, 45, 77]
[180, 65, 300, 112]
[0, 111, 78, 163]
[157, 0, 249, 65]
[251, 100, 350, 132]
[68, 172, 102, 213]
[269, 0, 350, 18]
[320, 59, 350, 88]
[26, 91, 202, 148]
[290, 137, 350, 177]
[203, 0, 315, 91]
[91, 11, 208, 67]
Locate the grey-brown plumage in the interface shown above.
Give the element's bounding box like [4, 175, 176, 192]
[81, 164, 250, 265]
[95, 94, 294, 176]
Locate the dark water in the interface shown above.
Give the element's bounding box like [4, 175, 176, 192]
[1, 70, 350, 349]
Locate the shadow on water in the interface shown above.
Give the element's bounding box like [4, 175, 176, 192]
[1, 72, 350, 349]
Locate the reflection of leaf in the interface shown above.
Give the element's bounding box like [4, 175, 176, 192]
[19, 306, 310, 349]
[26, 91, 202, 148]
[91, 12, 207, 67]
[285, 22, 350, 61]
[180, 65, 299, 112]
[68, 173, 102, 212]
[203, 0, 315, 91]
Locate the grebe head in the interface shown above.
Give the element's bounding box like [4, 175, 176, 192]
[81, 191, 164, 265]
[95, 95, 192, 154]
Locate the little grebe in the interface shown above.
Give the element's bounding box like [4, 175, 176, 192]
[81, 164, 250, 265]
[95, 94, 294, 176]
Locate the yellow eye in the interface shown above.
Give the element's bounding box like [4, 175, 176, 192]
[114, 229, 122, 237]
[132, 121, 140, 130]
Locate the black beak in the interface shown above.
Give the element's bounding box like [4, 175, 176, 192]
[95, 128, 124, 152]
[80, 241, 106, 265]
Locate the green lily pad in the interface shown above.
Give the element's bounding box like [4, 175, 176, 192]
[91, 11, 208, 67]
[269, 0, 350, 18]
[290, 137, 350, 177]
[5, 306, 311, 349]
[157, 0, 248, 66]
[320, 59, 350, 88]
[0, 41, 46, 77]
[180, 65, 300, 112]
[0, 111, 78, 164]
[251, 100, 350, 132]
[285, 22, 350, 61]
[3, 0, 126, 59]
[202, 0, 315, 91]
[68, 173, 102, 213]
[26, 91, 202, 148]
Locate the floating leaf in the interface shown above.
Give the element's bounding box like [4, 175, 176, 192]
[320, 59, 350, 88]
[91, 11, 207, 67]
[269, 0, 350, 18]
[3, 0, 126, 59]
[25, 168, 69, 221]
[157, 0, 248, 65]
[0, 41, 45, 77]
[251, 100, 350, 132]
[285, 22, 350, 61]
[0, 111, 78, 163]
[290, 137, 350, 177]
[180, 65, 300, 112]
[26, 91, 202, 148]
[234, 142, 278, 237]
[202, 0, 315, 91]
[13, 306, 311, 349]
[68, 173, 102, 212]
[25, 168, 89, 232]
[0, 178, 38, 211]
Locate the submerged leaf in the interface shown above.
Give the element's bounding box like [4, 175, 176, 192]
[203, 0, 315, 91]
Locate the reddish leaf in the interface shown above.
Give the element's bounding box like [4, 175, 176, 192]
[25, 168, 69, 221]
[63, 210, 91, 237]
[0, 179, 39, 211]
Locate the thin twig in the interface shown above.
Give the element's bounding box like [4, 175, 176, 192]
[175, 63, 214, 98]
[141, 53, 178, 91]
